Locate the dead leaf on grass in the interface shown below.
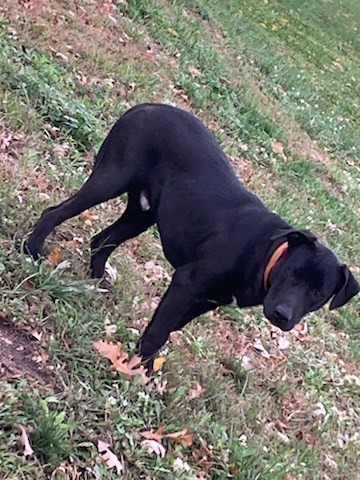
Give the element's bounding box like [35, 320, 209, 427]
[103, 317, 117, 336]
[312, 402, 326, 417]
[66, 238, 80, 252]
[141, 425, 194, 446]
[272, 140, 287, 161]
[141, 424, 164, 442]
[15, 423, 34, 457]
[188, 66, 201, 77]
[81, 210, 99, 221]
[192, 443, 217, 472]
[153, 356, 166, 372]
[143, 260, 171, 282]
[53, 142, 70, 157]
[145, 377, 168, 395]
[253, 338, 271, 358]
[0, 131, 22, 151]
[343, 374, 360, 386]
[164, 428, 194, 446]
[47, 244, 62, 264]
[141, 439, 166, 457]
[188, 382, 204, 399]
[50, 462, 86, 480]
[173, 457, 191, 472]
[292, 322, 313, 343]
[276, 431, 290, 444]
[278, 336, 291, 350]
[93, 340, 150, 384]
[55, 52, 69, 62]
[241, 355, 254, 371]
[97, 439, 123, 474]
[324, 454, 338, 469]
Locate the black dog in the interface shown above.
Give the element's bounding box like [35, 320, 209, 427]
[25, 103, 359, 361]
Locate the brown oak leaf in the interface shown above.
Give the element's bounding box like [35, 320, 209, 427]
[93, 340, 150, 384]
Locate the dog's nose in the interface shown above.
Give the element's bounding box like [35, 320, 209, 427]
[273, 305, 293, 323]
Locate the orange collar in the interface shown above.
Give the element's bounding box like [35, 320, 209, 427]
[264, 241, 288, 290]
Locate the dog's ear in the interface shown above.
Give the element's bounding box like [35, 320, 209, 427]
[271, 228, 317, 246]
[329, 264, 360, 310]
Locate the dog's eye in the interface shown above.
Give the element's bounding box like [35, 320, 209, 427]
[314, 290, 323, 298]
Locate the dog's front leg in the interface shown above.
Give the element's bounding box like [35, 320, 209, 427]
[138, 264, 208, 361]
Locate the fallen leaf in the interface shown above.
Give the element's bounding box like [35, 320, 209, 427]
[188, 66, 201, 77]
[141, 439, 166, 457]
[47, 245, 62, 264]
[143, 260, 171, 282]
[253, 338, 271, 358]
[332, 60, 343, 69]
[97, 440, 123, 474]
[93, 340, 150, 384]
[55, 52, 69, 62]
[272, 140, 287, 160]
[94, 340, 120, 364]
[43, 123, 61, 138]
[324, 454, 338, 469]
[141, 425, 194, 446]
[145, 377, 168, 395]
[50, 462, 88, 480]
[53, 142, 70, 157]
[276, 431, 290, 444]
[167, 27, 179, 37]
[173, 457, 191, 472]
[344, 374, 360, 386]
[30, 330, 42, 342]
[294, 323, 304, 332]
[15, 423, 34, 457]
[278, 336, 290, 350]
[312, 402, 326, 417]
[0, 131, 21, 151]
[67, 238, 80, 251]
[188, 383, 204, 399]
[141, 424, 164, 442]
[153, 356, 166, 372]
[165, 428, 194, 446]
[104, 317, 117, 336]
[241, 355, 253, 371]
[81, 210, 98, 221]
[192, 443, 216, 472]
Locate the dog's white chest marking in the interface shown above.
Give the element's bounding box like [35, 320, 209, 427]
[140, 191, 150, 211]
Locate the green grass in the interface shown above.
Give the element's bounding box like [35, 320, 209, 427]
[0, 0, 359, 479]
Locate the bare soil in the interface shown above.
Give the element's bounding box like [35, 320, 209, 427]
[0, 315, 56, 388]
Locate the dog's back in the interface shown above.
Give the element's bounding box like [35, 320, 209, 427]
[101, 104, 266, 266]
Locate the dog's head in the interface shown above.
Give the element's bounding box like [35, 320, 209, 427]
[263, 229, 359, 331]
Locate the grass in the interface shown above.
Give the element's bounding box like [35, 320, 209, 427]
[0, 0, 359, 479]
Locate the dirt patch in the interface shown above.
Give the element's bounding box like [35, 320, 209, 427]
[0, 316, 57, 388]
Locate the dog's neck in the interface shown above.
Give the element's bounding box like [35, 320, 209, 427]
[264, 241, 288, 290]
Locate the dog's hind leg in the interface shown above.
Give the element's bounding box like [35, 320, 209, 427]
[90, 191, 155, 278]
[25, 162, 132, 260]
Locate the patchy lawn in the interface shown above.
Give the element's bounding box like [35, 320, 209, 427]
[0, 1, 359, 479]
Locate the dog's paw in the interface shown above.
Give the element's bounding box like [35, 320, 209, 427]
[136, 339, 157, 376]
[22, 239, 42, 261]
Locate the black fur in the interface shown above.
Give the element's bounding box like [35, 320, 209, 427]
[25, 104, 359, 361]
